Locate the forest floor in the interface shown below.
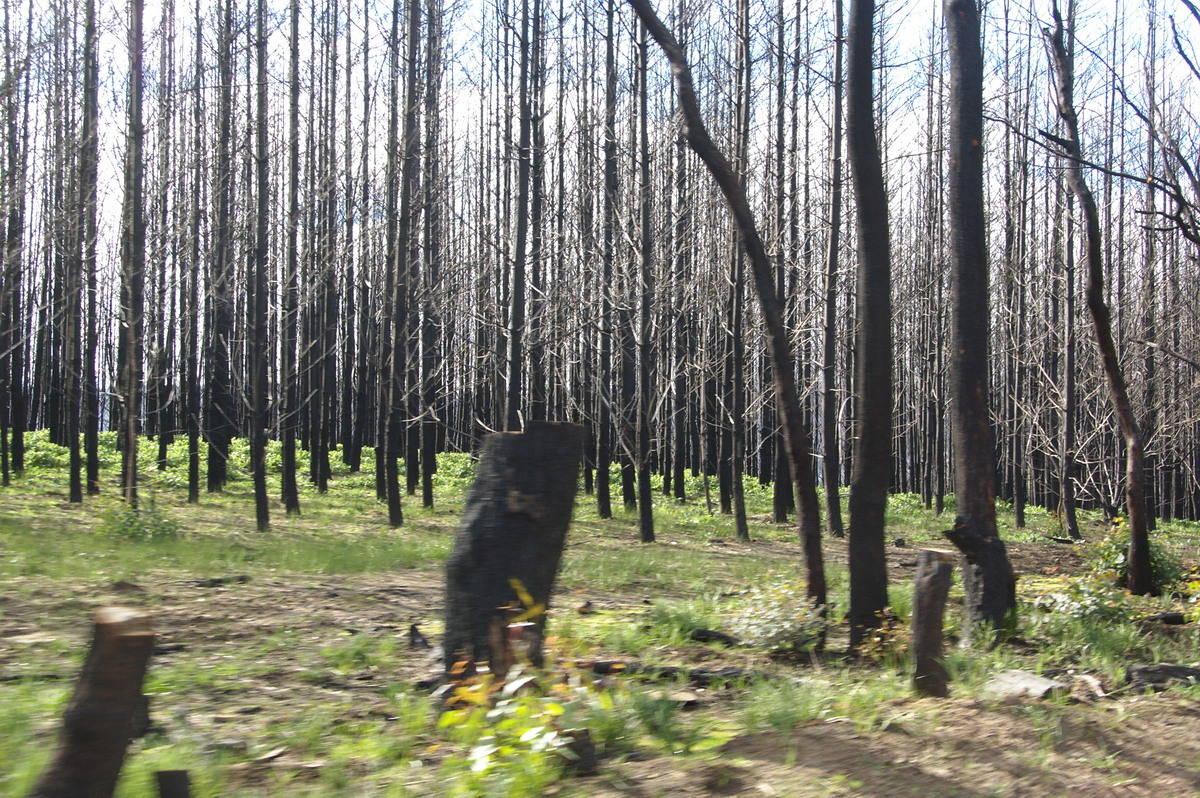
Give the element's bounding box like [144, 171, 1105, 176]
[7, 499, 1200, 796]
[3, 448, 1200, 795]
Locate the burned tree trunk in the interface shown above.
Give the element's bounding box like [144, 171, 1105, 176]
[943, 0, 1016, 643]
[1045, 1, 1152, 595]
[910, 549, 954, 697]
[626, 0, 827, 610]
[443, 421, 583, 676]
[29, 607, 155, 798]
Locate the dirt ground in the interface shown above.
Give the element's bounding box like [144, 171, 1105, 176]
[4, 534, 1200, 796]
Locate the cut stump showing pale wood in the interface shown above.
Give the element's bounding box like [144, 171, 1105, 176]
[443, 421, 584, 677]
[29, 606, 155, 798]
[911, 549, 955, 698]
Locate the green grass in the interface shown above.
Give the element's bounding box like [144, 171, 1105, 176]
[4, 431, 1200, 796]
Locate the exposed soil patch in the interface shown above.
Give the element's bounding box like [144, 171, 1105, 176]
[586, 695, 1200, 796]
[3, 535, 1195, 796]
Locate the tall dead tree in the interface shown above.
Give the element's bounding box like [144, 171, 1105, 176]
[822, 0, 846, 538]
[1045, 1, 1153, 594]
[205, 0, 236, 493]
[280, 0, 302, 515]
[119, 0, 146, 507]
[635, 18, 655, 543]
[626, 0, 827, 609]
[248, 0, 270, 531]
[505, 0, 534, 431]
[943, 0, 1016, 643]
[845, 0, 891, 647]
[595, 0, 618, 520]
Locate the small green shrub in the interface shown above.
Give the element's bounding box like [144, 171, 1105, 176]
[437, 666, 610, 793]
[730, 576, 826, 654]
[856, 608, 912, 669]
[1033, 576, 1134, 621]
[738, 678, 831, 732]
[98, 499, 183, 542]
[22, 430, 69, 471]
[1084, 518, 1183, 595]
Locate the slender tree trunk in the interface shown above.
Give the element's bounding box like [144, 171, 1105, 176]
[822, 0, 846, 538]
[384, 0, 421, 526]
[119, 0, 146, 507]
[627, 0, 826, 609]
[943, 0, 1016, 644]
[845, 0, 891, 647]
[727, 0, 750, 542]
[206, 0, 236, 493]
[505, 0, 533, 432]
[184, 0, 203, 503]
[635, 19, 655, 543]
[595, 0, 617, 520]
[1061, 196, 1081, 538]
[70, 0, 99, 503]
[1045, 2, 1152, 595]
[280, 0, 302, 515]
[421, 0, 444, 509]
[248, 0, 270, 531]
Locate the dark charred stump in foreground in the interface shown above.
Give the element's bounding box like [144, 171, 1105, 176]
[443, 421, 584, 677]
[944, 516, 1017, 647]
[911, 549, 954, 697]
[29, 606, 155, 798]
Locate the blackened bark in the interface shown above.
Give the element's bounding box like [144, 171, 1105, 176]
[205, 0, 236, 493]
[822, 0, 846, 538]
[421, 0, 444, 510]
[119, 0, 146, 507]
[910, 550, 954, 697]
[29, 607, 155, 798]
[846, 0, 891, 647]
[505, 0, 533, 432]
[635, 19, 655, 543]
[595, 0, 617, 520]
[249, 0, 270, 531]
[184, 0, 203, 504]
[626, 0, 827, 608]
[1045, 2, 1153, 595]
[443, 421, 583, 675]
[943, 0, 1016, 643]
[280, 0, 302, 515]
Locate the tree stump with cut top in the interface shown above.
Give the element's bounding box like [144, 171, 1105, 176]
[443, 421, 584, 677]
[29, 606, 155, 798]
[911, 550, 955, 698]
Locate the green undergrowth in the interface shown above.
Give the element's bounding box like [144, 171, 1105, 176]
[4, 432, 1200, 795]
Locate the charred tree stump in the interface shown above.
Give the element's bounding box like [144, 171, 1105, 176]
[943, 516, 1017, 647]
[29, 606, 155, 798]
[154, 770, 191, 798]
[443, 421, 584, 676]
[911, 550, 954, 698]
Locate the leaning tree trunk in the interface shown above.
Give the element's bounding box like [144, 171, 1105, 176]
[1045, 2, 1152, 595]
[626, 0, 827, 610]
[943, 0, 1016, 644]
[443, 421, 583, 676]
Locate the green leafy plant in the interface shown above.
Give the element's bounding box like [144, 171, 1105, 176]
[738, 678, 831, 733]
[1033, 576, 1134, 621]
[98, 499, 183, 542]
[730, 576, 826, 654]
[856, 608, 911, 669]
[1083, 518, 1183, 595]
[436, 666, 613, 793]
